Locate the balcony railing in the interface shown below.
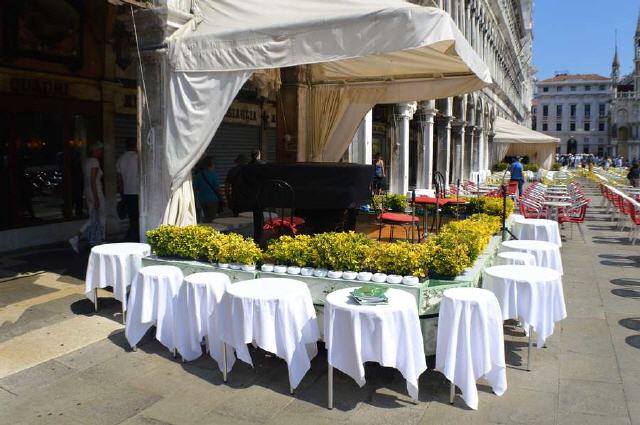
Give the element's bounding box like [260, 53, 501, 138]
[615, 91, 640, 100]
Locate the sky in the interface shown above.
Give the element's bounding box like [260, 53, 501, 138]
[533, 0, 639, 80]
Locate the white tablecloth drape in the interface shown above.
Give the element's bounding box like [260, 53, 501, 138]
[482, 265, 567, 347]
[495, 251, 537, 266]
[125, 265, 184, 351]
[436, 288, 507, 410]
[85, 243, 151, 309]
[324, 288, 426, 400]
[500, 240, 563, 275]
[215, 278, 320, 389]
[175, 272, 233, 366]
[512, 218, 562, 246]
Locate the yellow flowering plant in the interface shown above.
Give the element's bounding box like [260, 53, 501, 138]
[365, 242, 429, 278]
[265, 235, 314, 267]
[312, 232, 373, 271]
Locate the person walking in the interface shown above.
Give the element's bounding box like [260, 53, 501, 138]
[69, 143, 106, 253]
[509, 157, 524, 196]
[249, 148, 266, 165]
[193, 156, 222, 222]
[117, 138, 140, 241]
[628, 162, 640, 188]
[372, 152, 386, 194]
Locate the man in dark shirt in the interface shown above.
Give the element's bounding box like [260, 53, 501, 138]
[509, 157, 524, 196]
[225, 154, 247, 216]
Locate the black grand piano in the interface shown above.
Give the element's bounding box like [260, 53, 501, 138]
[230, 162, 374, 240]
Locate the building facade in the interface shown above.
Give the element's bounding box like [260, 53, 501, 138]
[347, 0, 534, 191]
[0, 0, 139, 252]
[532, 74, 612, 156]
[609, 14, 640, 162]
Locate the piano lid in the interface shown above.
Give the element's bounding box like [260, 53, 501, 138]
[230, 162, 375, 212]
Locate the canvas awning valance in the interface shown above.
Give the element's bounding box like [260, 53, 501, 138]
[492, 117, 560, 170]
[156, 0, 492, 226]
[493, 117, 560, 145]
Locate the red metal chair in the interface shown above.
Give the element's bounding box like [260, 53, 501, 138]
[377, 208, 420, 242]
[558, 201, 589, 241]
[628, 203, 640, 245]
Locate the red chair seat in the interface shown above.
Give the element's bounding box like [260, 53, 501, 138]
[378, 212, 420, 223]
[265, 216, 305, 226]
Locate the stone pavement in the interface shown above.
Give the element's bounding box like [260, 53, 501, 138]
[0, 180, 638, 425]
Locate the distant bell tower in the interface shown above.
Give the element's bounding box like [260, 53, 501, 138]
[635, 11, 640, 91]
[612, 36, 620, 93]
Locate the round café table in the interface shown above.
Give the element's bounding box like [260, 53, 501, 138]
[512, 218, 562, 246]
[500, 239, 563, 274]
[495, 251, 537, 266]
[215, 278, 320, 392]
[324, 288, 426, 407]
[541, 201, 571, 221]
[415, 197, 467, 235]
[483, 265, 567, 370]
[85, 242, 151, 324]
[174, 272, 232, 364]
[436, 288, 507, 410]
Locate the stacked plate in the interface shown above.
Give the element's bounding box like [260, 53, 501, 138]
[350, 285, 389, 305]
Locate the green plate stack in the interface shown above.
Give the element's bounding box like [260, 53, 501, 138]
[351, 285, 389, 305]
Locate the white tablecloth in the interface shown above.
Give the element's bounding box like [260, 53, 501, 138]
[175, 272, 232, 365]
[324, 288, 426, 400]
[436, 288, 507, 410]
[511, 218, 562, 246]
[483, 265, 567, 347]
[85, 243, 151, 309]
[500, 240, 563, 275]
[125, 265, 184, 351]
[215, 278, 319, 389]
[495, 251, 537, 266]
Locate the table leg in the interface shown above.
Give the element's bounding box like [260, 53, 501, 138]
[121, 303, 126, 325]
[290, 384, 294, 395]
[527, 325, 533, 371]
[223, 342, 228, 383]
[94, 288, 98, 312]
[449, 382, 455, 404]
[327, 364, 334, 409]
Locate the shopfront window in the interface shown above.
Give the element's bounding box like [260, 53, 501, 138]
[0, 102, 98, 230]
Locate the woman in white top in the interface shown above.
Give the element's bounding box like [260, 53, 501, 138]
[69, 143, 106, 252]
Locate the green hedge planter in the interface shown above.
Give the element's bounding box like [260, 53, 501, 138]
[141, 216, 514, 355]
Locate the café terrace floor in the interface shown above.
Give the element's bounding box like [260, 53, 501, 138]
[0, 183, 638, 425]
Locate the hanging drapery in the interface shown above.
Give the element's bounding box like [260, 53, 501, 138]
[151, 0, 492, 228]
[307, 85, 347, 161]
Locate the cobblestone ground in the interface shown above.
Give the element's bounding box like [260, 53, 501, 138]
[0, 180, 638, 425]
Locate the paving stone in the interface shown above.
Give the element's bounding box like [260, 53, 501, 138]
[558, 379, 629, 418]
[487, 388, 557, 425]
[556, 412, 631, 425]
[0, 359, 77, 396]
[559, 352, 622, 383]
[56, 334, 128, 371]
[211, 384, 295, 423]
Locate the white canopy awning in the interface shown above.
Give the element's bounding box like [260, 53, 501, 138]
[492, 117, 559, 170]
[493, 117, 560, 145]
[157, 0, 492, 226]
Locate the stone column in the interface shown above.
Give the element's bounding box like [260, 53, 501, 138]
[136, 5, 190, 239]
[477, 128, 486, 173]
[451, 123, 465, 184]
[465, 125, 476, 180]
[389, 102, 417, 194]
[416, 101, 437, 189]
[435, 115, 452, 185]
[348, 110, 373, 164]
[101, 82, 119, 235]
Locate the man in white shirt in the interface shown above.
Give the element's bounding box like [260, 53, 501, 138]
[117, 138, 140, 241]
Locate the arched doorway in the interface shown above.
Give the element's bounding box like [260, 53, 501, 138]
[567, 137, 577, 154]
